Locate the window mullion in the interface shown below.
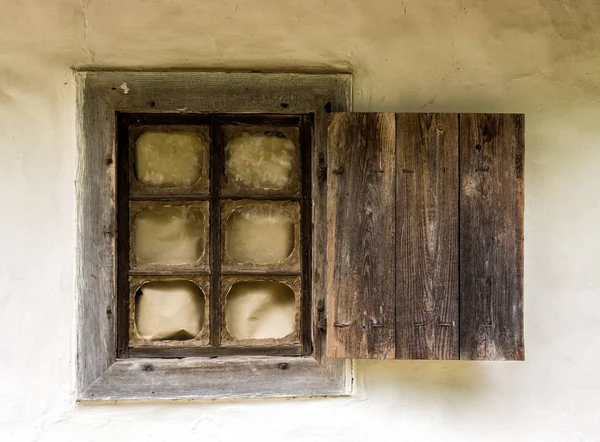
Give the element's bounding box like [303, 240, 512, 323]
[209, 121, 223, 348]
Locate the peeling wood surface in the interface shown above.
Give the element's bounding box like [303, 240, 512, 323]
[459, 114, 525, 361]
[80, 356, 350, 401]
[396, 114, 459, 360]
[326, 113, 396, 359]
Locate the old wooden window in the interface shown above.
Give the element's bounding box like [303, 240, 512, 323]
[76, 72, 351, 401]
[76, 72, 523, 402]
[118, 114, 313, 358]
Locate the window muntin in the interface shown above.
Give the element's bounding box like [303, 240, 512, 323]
[117, 114, 312, 358]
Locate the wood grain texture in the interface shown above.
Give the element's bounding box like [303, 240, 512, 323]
[312, 107, 330, 366]
[312, 108, 351, 378]
[82, 71, 352, 114]
[76, 72, 117, 392]
[326, 113, 396, 359]
[76, 70, 353, 399]
[396, 114, 459, 359]
[79, 356, 349, 401]
[299, 115, 314, 355]
[459, 113, 524, 361]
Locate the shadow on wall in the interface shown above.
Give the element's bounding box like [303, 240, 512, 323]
[353, 359, 496, 402]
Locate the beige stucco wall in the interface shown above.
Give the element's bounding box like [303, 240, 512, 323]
[1, 0, 599, 440]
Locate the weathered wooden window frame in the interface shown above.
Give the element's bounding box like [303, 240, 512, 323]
[75, 71, 352, 401]
[120, 113, 311, 358]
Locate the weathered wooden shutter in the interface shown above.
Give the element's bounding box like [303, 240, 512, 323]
[326, 113, 524, 361]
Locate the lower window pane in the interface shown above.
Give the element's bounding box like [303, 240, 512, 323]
[134, 279, 205, 341]
[221, 277, 300, 344]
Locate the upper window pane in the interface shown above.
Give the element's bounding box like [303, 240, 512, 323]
[222, 126, 300, 196]
[131, 126, 210, 195]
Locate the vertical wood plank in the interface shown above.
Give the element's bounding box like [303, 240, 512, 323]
[299, 115, 314, 356]
[312, 108, 329, 365]
[115, 116, 130, 358]
[76, 74, 117, 392]
[209, 123, 222, 348]
[396, 114, 459, 359]
[326, 113, 396, 359]
[313, 109, 350, 381]
[460, 113, 525, 361]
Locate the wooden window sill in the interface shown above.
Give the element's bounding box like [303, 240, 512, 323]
[79, 356, 351, 401]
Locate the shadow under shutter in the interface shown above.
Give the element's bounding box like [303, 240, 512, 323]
[325, 112, 524, 361]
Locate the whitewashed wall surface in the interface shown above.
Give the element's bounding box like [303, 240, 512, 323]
[1, 0, 600, 440]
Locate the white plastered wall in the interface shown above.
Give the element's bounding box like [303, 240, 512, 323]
[1, 0, 599, 440]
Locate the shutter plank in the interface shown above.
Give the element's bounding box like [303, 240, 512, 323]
[396, 113, 459, 359]
[326, 113, 396, 359]
[459, 114, 524, 360]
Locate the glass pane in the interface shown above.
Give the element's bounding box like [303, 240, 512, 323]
[135, 131, 207, 188]
[134, 205, 206, 266]
[225, 204, 294, 265]
[224, 281, 296, 340]
[135, 280, 205, 341]
[224, 130, 298, 191]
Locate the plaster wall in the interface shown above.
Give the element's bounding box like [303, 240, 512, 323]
[1, 0, 599, 440]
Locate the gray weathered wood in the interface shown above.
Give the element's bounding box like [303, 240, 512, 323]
[312, 108, 351, 378]
[459, 113, 525, 360]
[76, 73, 117, 393]
[83, 71, 352, 114]
[326, 113, 396, 359]
[79, 356, 349, 401]
[76, 70, 352, 400]
[312, 108, 329, 366]
[396, 113, 459, 359]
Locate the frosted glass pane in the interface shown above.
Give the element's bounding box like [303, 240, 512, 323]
[135, 131, 206, 187]
[135, 280, 205, 341]
[224, 131, 297, 190]
[225, 281, 296, 340]
[134, 206, 205, 265]
[226, 205, 294, 265]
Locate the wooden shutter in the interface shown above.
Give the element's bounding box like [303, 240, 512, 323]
[326, 113, 396, 359]
[459, 114, 524, 360]
[326, 112, 524, 361]
[396, 114, 459, 360]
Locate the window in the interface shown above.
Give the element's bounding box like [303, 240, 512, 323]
[117, 114, 313, 358]
[76, 72, 523, 402]
[76, 72, 352, 401]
